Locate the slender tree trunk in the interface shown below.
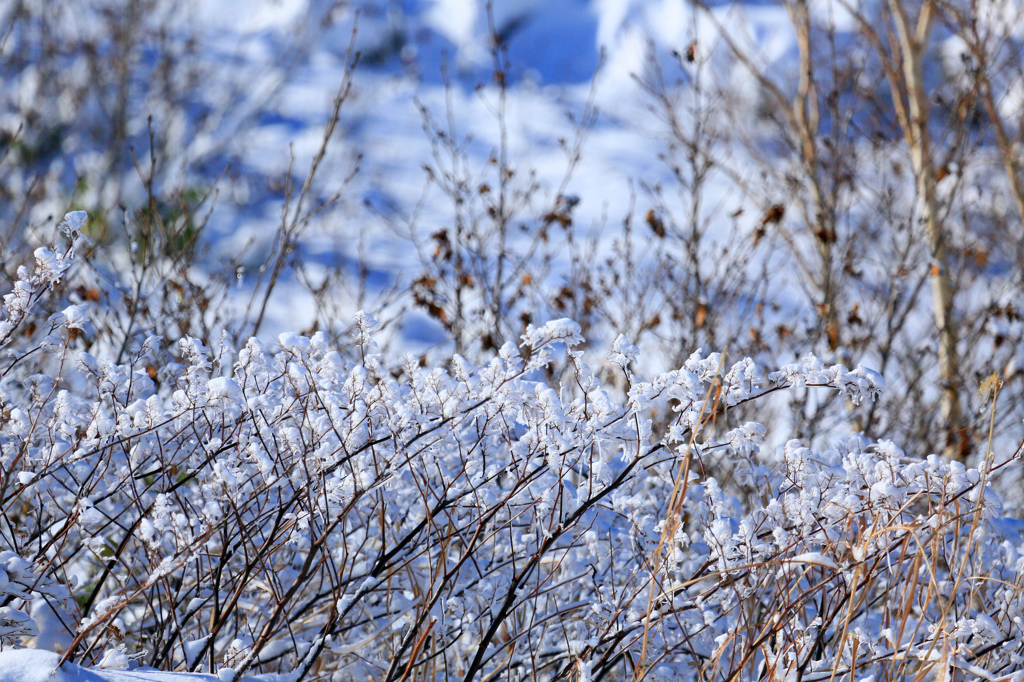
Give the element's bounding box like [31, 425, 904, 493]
[888, 0, 965, 458]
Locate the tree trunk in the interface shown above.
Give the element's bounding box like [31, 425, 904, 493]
[888, 0, 966, 458]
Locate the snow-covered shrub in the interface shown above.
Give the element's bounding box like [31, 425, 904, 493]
[2, 218, 1023, 680]
[0, 211, 89, 349]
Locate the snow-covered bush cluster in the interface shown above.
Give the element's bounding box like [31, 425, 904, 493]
[5, 1, 1024, 679]
[2, 216, 1023, 680]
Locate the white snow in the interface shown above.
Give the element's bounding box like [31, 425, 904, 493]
[0, 649, 223, 682]
[788, 552, 837, 569]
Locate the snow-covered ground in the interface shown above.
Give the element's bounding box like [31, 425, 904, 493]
[0, 650, 224, 682]
[3, 0, 815, 342]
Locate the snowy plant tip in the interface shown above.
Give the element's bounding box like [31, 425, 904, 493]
[59, 210, 90, 243]
[1, 211, 90, 348]
[769, 352, 885, 405]
[609, 334, 639, 370]
[522, 318, 584, 348]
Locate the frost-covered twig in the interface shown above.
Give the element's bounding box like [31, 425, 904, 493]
[0, 212, 88, 355]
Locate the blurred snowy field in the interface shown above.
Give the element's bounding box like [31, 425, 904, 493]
[181, 0, 753, 340]
[2, 0, 829, 345]
[3, 0, 1024, 460]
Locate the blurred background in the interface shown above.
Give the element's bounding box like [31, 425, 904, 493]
[2, 0, 1023, 484]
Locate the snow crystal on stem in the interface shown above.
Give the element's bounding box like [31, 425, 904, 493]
[522, 318, 584, 349]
